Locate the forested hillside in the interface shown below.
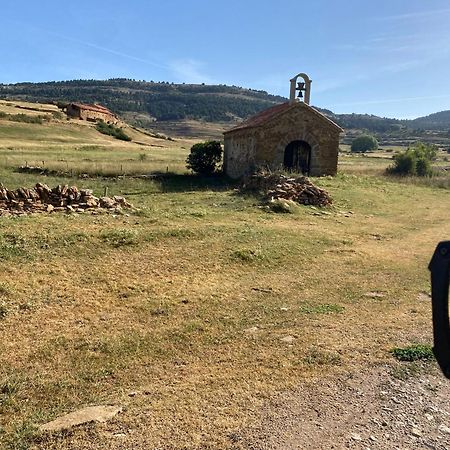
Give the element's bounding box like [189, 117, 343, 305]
[0, 79, 285, 123]
[1, 79, 449, 134]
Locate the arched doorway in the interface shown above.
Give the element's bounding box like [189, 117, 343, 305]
[284, 140, 311, 174]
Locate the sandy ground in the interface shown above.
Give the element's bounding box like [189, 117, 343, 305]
[233, 364, 450, 450]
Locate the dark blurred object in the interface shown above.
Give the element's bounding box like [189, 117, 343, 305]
[429, 241, 450, 378]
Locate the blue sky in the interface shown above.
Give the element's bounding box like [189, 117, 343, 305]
[1, 0, 450, 119]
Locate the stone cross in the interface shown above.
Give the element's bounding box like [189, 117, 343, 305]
[289, 73, 311, 105]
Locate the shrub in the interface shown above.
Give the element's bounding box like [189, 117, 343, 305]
[387, 142, 436, 177]
[186, 141, 222, 175]
[351, 135, 378, 153]
[389, 151, 417, 175]
[96, 120, 131, 141]
[416, 157, 432, 177]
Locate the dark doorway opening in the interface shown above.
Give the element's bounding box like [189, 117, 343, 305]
[283, 140, 312, 174]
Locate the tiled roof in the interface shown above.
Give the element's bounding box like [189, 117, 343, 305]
[71, 103, 116, 115]
[224, 101, 343, 134]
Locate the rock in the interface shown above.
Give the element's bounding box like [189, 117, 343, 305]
[350, 432, 362, 441]
[100, 197, 116, 208]
[364, 292, 384, 299]
[269, 198, 295, 214]
[244, 326, 259, 334]
[411, 427, 422, 437]
[85, 197, 98, 208]
[39, 405, 122, 432]
[241, 173, 332, 208]
[0, 184, 132, 216]
[425, 413, 434, 421]
[438, 424, 450, 434]
[280, 335, 295, 343]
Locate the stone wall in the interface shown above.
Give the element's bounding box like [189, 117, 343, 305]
[66, 105, 118, 124]
[224, 104, 341, 178]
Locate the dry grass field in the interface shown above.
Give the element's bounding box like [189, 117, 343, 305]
[0, 103, 450, 449]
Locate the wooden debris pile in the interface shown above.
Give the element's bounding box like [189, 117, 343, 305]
[0, 183, 133, 215]
[241, 172, 332, 207]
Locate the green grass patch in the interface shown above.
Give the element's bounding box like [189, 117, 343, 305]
[231, 248, 263, 262]
[100, 229, 139, 247]
[390, 344, 434, 362]
[0, 233, 30, 260]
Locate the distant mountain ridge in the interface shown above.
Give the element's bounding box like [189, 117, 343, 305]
[0, 79, 449, 133]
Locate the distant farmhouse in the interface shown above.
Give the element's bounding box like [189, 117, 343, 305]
[64, 103, 118, 124]
[223, 73, 343, 178]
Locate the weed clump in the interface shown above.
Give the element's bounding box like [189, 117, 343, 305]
[232, 248, 262, 262]
[390, 344, 434, 362]
[304, 348, 341, 366]
[100, 229, 139, 247]
[299, 303, 344, 314]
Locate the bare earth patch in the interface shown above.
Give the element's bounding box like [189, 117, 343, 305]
[234, 364, 450, 449]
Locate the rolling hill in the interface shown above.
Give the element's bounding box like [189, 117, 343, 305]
[0, 79, 449, 136]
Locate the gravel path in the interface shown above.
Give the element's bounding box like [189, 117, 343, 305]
[233, 364, 450, 449]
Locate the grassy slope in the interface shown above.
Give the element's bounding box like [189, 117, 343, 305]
[0, 100, 194, 176]
[0, 104, 449, 449]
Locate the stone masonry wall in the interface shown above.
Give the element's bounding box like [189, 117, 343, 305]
[224, 104, 340, 178]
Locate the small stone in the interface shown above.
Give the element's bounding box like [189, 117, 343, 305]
[280, 307, 289, 312]
[351, 433, 362, 441]
[244, 326, 259, 334]
[369, 435, 377, 442]
[280, 335, 295, 343]
[364, 292, 384, 299]
[411, 427, 422, 437]
[112, 433, 127, 438]
[127, 391, 137, 397]
[438, 424, 450, 434]
[425, 413, 434, 421]
[46, 204, 54, 213]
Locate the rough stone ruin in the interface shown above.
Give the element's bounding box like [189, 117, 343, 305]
[240, 172, 332, 207]
[0, 183, 133, 216]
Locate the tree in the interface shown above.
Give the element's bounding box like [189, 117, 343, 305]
[186, 141, 223, 175]
[351, 135, 378, 153]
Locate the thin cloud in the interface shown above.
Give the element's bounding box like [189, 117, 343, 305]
[375, 8, 450, 21]
[7, 19, 169, 70]
[169, 59, 213, 84]
[331, 93, 450, 108]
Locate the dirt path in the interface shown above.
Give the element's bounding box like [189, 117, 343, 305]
[233, 364, 450, 449]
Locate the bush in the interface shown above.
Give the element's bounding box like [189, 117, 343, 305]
[96, 120, 131, 141]
[387, 142, 436, 177]
[390, 151, 417, 175]
[186, 141, 222, 175]
[351, 135, 378, 153]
